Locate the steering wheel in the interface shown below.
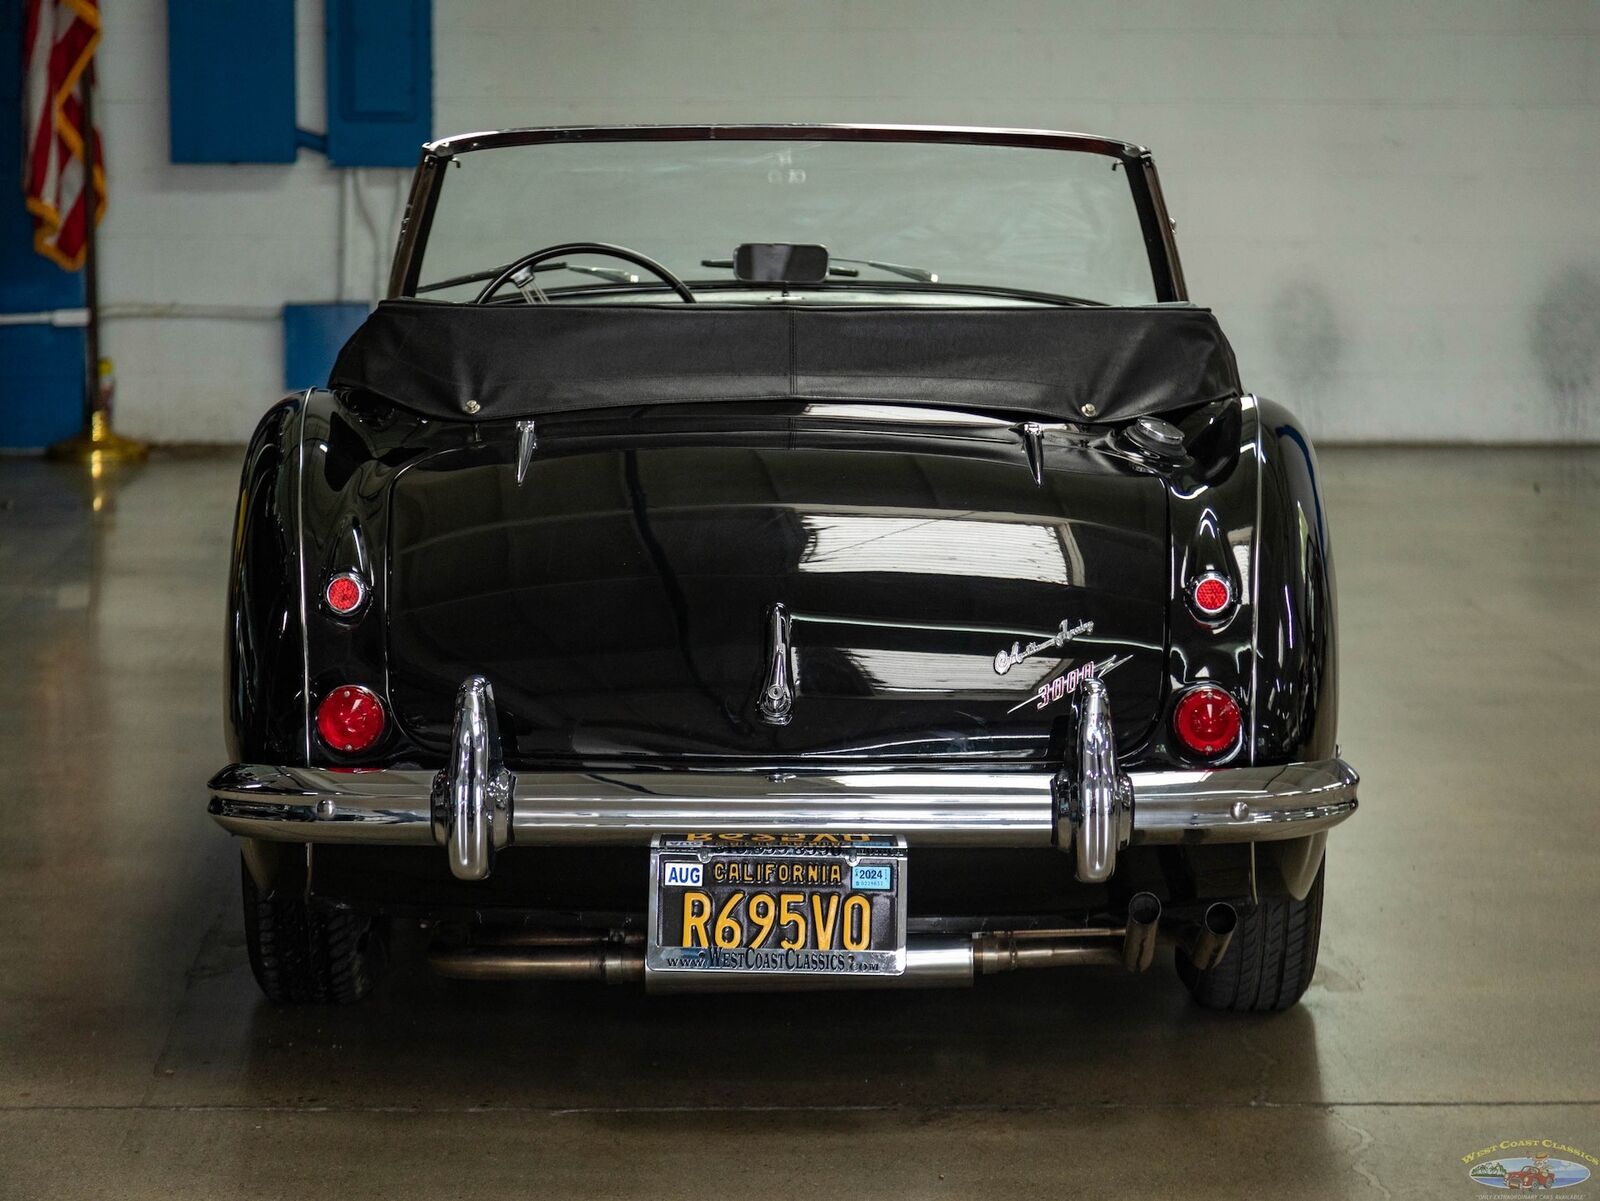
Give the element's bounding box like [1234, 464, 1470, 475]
[474, 241, 696, 304]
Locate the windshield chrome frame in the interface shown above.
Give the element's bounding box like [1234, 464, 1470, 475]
[386, 124, 1188, 304]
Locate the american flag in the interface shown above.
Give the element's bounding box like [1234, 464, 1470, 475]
[23, 0, 105, 271]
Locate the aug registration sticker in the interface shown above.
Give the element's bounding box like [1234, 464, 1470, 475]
[662, 861, 702, 887]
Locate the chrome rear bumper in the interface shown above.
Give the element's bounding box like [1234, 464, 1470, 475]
[210, 678, 1357, 884]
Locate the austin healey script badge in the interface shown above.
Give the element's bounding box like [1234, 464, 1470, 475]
[992, 619, 1093, 675]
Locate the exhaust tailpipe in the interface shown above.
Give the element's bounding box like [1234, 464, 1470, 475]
[430, 943, 645, 984]
[1181, 902, 1239, 971]
[429, 904, 1192, 990]
[1121, 892, 1161, 973]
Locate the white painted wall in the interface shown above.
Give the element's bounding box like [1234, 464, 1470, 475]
[94, 0, 1600, 444]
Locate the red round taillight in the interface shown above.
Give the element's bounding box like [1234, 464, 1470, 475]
[316, 685, 386, 753]
[324, 572, 367, 616]
[1190, 573, 1233, 617]
[1173, 685, 1241, 757]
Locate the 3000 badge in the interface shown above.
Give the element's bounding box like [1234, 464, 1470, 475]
[646, 834, 907, 980]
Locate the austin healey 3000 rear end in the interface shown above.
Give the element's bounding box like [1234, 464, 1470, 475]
[210, 124, 1356, 1009]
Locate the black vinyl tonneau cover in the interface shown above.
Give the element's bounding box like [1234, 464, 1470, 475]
[329, 299, 1240, 425]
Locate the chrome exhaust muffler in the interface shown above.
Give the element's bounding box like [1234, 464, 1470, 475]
[1180, 901, 1239, 971]
[972, 929, 1122, 974]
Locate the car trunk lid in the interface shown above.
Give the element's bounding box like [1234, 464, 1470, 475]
[384, 411, 1169, 764]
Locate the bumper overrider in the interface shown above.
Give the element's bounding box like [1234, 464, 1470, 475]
[209, 676, 1358, 886]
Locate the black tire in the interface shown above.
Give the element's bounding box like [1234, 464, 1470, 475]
[1177, 862, 1324, 1012]
[241, 857, 388, 1004]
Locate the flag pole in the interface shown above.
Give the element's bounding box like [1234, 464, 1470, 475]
[47, 54, 146, 466]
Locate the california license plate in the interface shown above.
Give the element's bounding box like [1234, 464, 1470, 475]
[646, 834, 907, 979]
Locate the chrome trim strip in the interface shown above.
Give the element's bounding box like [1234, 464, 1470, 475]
[1246, 392, 1262, 768]
[208, 759, 1356, 849]
[295, 390, 312, 764]
[425, 124, 1150, 161]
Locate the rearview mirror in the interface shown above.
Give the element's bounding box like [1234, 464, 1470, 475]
[734, 243, 830, 284]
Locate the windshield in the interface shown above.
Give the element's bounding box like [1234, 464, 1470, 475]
[413, 135, 1162, 306]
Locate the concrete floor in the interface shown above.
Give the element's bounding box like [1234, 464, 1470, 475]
[0, 448, 1596, 1200]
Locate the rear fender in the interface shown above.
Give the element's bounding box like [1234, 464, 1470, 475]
[227, 389, 432, 767]
[1252, 397, 1339, 763]
[225, 395, 307, 763]
[1157, 395, 1338, 767]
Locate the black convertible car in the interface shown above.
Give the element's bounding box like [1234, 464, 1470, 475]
[210, 124, 1356, 1010]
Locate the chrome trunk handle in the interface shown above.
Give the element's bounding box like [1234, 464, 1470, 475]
[756, 603, 795, 726]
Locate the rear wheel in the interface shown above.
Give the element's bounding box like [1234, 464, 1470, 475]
[241, 857, 388, 1004]
[1177, 862, 1324, 1012]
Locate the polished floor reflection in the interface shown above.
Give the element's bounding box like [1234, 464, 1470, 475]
[1, 450, 1596, 1199]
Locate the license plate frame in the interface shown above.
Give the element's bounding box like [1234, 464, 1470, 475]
[646, 833, 908, 980]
